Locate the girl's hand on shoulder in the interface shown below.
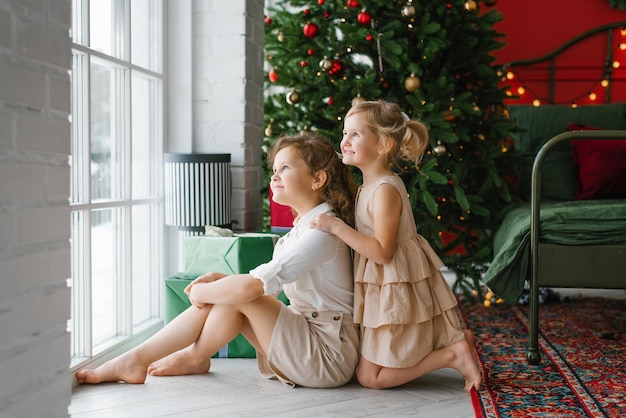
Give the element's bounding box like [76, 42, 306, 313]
[311, 213, 342, 234]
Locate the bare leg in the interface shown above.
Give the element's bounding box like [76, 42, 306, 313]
[357, 339, 481, 391]
[147, 346, 212, 376]
[147, 316, 263, 376]
[75, 305, 213, 384]
[464, 329, 480, 370]
[148, 304, 243, 376]
[148, 296, 282, 376]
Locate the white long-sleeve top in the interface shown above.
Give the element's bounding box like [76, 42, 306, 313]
[249, 203, 354, 314]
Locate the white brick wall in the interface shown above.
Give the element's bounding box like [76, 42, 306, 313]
[189, 0, 265, 232]
[0, 0, 265, 414]
[0, 1, 72, 417]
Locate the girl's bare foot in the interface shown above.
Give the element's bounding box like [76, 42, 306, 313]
[75, 351, 148, 385]
[147, 348, 211, 376]
[450, 339, 482, 392]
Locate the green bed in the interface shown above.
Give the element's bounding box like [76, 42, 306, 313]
[485, 197, 626, 306]
[483, 126, 626, 365]
[483, 21, 626, 364]
[483, 96, 626, 364]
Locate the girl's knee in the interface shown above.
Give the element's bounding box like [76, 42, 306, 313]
[356, 368, 383, 389]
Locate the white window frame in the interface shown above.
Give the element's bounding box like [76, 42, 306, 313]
[69, 0, 165, 370]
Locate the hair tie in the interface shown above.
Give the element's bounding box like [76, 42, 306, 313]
[401, 112, 410, 122]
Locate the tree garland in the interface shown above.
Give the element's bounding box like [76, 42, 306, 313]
[609, 0, 626, 10]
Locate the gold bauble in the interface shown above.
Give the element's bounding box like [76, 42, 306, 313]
[464, 0, 477, 11]
[264, 125, 273, 137]
[433, 141, 446, 156]
[286, 90, 300, 105]
[401, 5, 416, 17]
[319, 57, 332, 71]
[404, 73, 421, 92]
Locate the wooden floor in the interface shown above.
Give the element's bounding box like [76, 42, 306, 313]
[70, 287, 626, 417]
[69, 358, 475, 417]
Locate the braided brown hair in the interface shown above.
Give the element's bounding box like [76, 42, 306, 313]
[268, 133, 357, 227]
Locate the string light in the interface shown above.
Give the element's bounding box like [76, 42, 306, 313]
[502, 27, 625, 106]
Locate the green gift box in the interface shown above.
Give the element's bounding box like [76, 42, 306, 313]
[165, 233, 285, 358]
[184, 233, 278, 277]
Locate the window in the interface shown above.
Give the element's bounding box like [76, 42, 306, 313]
[70, 0, 164, 367]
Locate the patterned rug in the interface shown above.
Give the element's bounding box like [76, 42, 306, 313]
[460, 297, 626, 417]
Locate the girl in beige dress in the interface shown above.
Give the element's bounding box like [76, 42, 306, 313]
[312, 100, 481, 391]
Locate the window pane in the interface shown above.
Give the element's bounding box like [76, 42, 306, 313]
[131, 0, 162, 72]
[71, 52, 89, 204]
[71, 0, 86, 45]
[90, 59, 121, 201]
[71, 0, 164, 368]
[70, 210, 88, 359]
[131, 73, 151, 199]
[91, 208, 118, 347]
[89, 0, 125, 59]
[132, 205, 153, 328]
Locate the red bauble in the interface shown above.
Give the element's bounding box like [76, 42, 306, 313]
[357, 11, 372, 26]
[365, 33, 373, 41]
[443, 110, 456, 122]
[318, 0, 325, 4]
[328, 97, 334, 105]
[300, 61, 308, 68]
[328, 59, 344, 76]
[264, 16, 272, 25]
[307, 48, 315, 56]
[303, 22, 320, 38]
[303, 9, 310, 15]
[268, 69, 279, 83]
[347, 0, 359, 8]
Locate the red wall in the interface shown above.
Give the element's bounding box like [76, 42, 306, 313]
[487, 0, 626, 104]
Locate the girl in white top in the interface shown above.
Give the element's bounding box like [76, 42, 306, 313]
[76, 133, 360, 388]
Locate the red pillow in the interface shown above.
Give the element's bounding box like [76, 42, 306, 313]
[570, 137, 626, 200]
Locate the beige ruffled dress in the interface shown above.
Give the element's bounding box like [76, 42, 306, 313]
[354, 174, 465, 368]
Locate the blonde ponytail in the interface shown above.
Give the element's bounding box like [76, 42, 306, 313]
[346, 99, 430, 169]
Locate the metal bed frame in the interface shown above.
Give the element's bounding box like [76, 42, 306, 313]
[527, 130, 626, 365]
[501, 21, 626, 364]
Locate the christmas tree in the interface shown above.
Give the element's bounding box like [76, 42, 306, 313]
[263, 0, 518, 299]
